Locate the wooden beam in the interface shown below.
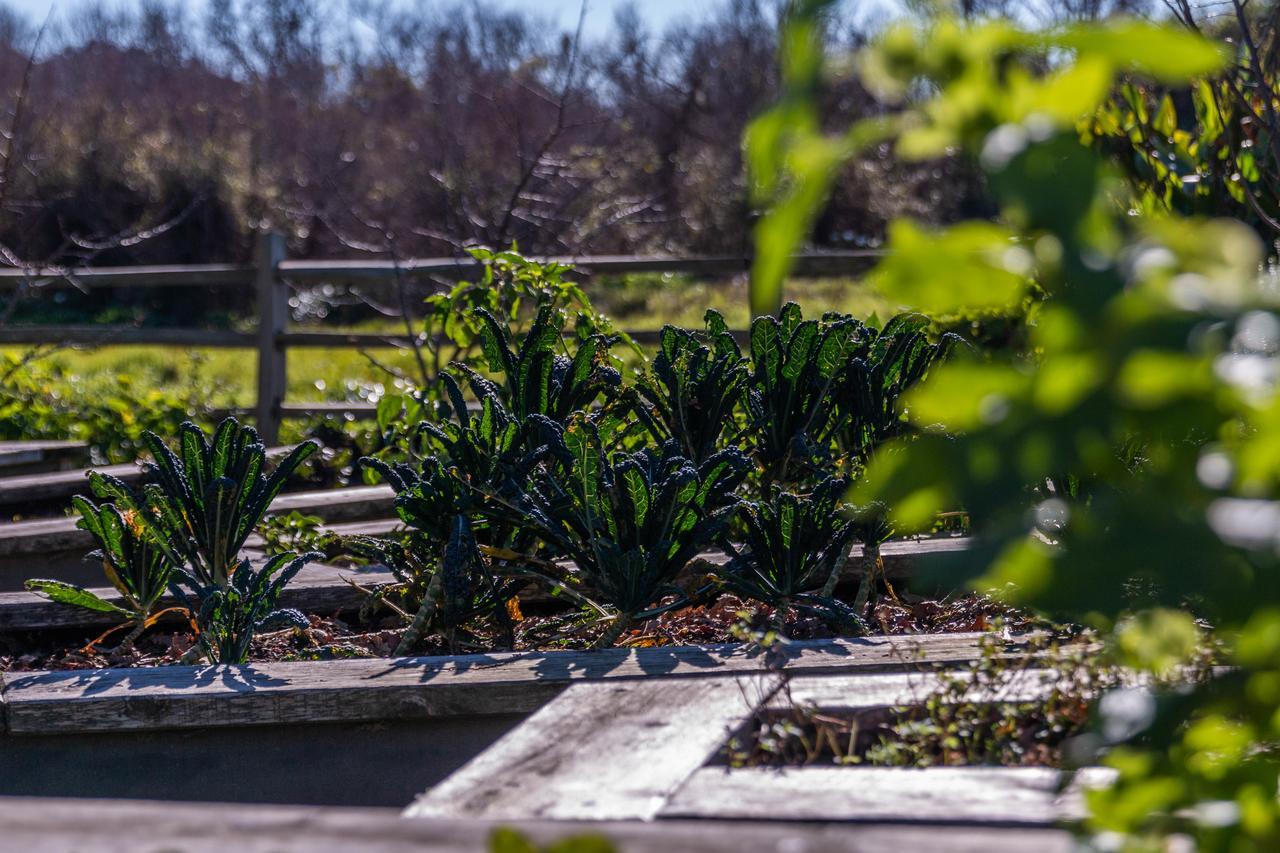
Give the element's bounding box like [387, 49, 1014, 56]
[0, 798, 1075, 853]
[0, 446, 297, 506]
[0, 529, 971, 631]
[277, 250, 882, 283]
[0, 263, 253, 290]
[0, 633, 1008, 735]
[773, 669, 1066, 711]
[255, 231, 289, 444]
[0, 485, 394, 560]
[407, 675, 782, 820]
[0, 325, 254, 347]
[0, 528, 969, 606]
[0, 561, 395, 632]
[0, 441, 89, 475]
[660, 766, 1116, 826]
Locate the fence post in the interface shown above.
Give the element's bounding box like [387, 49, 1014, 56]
[254, 231, 287, 445]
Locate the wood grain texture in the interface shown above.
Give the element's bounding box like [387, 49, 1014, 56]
[773, 668, 1065, 711]
[0, 512, 962, 578]
[0, 263, 252, 289]
[0, 446, 294, 505]
[0, 633, 1004, 735]
[0, 441, 89, 475]
[0, 484, 394, 558]
[0, 531, 966, 631]
[661, 766, 1117, 826]
[0, 561, 395, 631]
[0, 797, 1075, 853]
[406, 675, 782, 820]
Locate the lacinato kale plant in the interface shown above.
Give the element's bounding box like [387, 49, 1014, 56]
[171, 551, 320, 664]
[630, 309, 748, 464]
[519, 422, 750, 647]
[91, 417, 317, 589]
[721, 476, 865, 634]
[834, 313, 960, 470]
[456, 304, 621, 427]
[744, 303, 863, 487]
[26, 495, 177, 650]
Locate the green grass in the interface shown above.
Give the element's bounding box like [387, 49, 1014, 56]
[4, 275, 891, 408]
[585, 272, 892, 331]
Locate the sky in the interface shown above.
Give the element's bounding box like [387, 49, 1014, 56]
[5, 0, 710, 39]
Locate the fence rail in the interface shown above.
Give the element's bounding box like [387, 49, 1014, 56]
[1, 233, 882, 443]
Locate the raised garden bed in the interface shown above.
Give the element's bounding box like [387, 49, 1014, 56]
[0, 796, 1077, 853]
[0, 445, 300, 514]
[408, 665, 1110, 827]
[0, 533, 975, 633]
[0, 484, 394, 586]
[0, 634, 1009, 807]
[0, 441, 89, 476]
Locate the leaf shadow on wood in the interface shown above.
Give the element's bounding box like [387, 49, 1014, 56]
[366, 636, 862, 687]
[4, 663, 290, 697]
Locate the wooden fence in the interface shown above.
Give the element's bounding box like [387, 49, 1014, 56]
[0, 232, 882, 443]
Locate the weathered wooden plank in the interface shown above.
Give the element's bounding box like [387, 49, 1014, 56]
[0, 263, 253, 289]
[0, 484, 394, 558]
[0, 441, 90, 475]
[0, 325, 255, 348]
[0, 560, 395, 632]
[0, 446, 296, 506]
[0, 633, 1007, 735]
[661, 766, 1116, 826]
[278, 250, 882, 283]
[407, 675, 782, 821]
[0, 798, 1074, 853]
[774, 669, 1065, 711]
[0, 506, 959, 569]
[0, 531, 971, 627]
[0, 459, 143, 505]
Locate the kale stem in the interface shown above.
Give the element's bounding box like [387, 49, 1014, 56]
[591, 614, 632, 649]
[394, 569, 444, 656]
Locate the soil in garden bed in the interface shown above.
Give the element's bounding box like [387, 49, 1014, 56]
[0, 591, 1035, 672]
[724, 687, 1093, 770]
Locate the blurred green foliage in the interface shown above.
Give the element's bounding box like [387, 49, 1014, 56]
[750, 4, 1280, 849]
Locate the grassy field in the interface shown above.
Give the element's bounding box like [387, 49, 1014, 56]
[5, 274, 893, 409]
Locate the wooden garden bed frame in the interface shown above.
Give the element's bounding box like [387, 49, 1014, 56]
[0, 532, 973, 631]
[0, 634, 1033, 809]
[0, 483, 394, 557]
[0, 483, 396, 587]
[0, 440, 89, 475]
[0, 445, 296, 508]
[408, 666, 1111, 828]
[0, 633, 1008, 736]
[0, 796, 1076, 852]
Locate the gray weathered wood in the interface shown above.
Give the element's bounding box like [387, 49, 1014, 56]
[0, 441, 90, 474]
[0, 325, 254, 348]
[278, 250, 882, 282]
[0, 484, 394, 559]
[0, 797, 1075, 853]
[0, 530, 968, 623]
[0, 633, 1007, 735]
[406, 675, 782, 821]
[0, 560, 395, 631]
[0, 445, 296, 506]
[661, 766, 1116, 826]
[0, 263, 252, 289]
[255, 230, 289, 444]
[774, 668, 1066, 711]
[404, 657, 1070, 824]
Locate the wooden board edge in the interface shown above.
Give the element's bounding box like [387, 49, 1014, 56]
[0, 797, 1077, 853]
[0, 633, 1015, 736]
